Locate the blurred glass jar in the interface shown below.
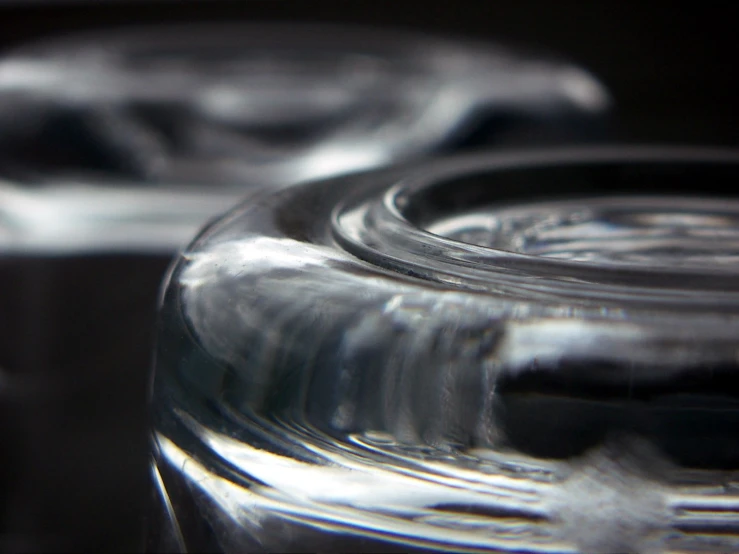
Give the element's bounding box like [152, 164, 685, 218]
[0, 22, 611, 251]
[150, 147, 739, 554]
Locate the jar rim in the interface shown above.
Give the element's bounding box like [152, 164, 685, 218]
[332, 146, 739, 308]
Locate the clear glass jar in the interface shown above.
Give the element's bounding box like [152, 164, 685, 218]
[149, 147, 739, 553]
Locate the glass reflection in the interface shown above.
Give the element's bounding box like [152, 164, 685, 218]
[150, 148, 739, 553]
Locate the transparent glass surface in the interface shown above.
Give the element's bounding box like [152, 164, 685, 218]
[0, 23, 609, 253]
[149, 147, 739, 553]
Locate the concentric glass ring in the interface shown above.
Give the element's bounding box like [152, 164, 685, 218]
[333, 148, 739, 305]
[150, 147, 739, 553]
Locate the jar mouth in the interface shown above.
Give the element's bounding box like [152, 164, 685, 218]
[333, 147, 739, 307]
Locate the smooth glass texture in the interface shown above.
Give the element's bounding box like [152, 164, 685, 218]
[0, 23, 610, 252]
[149, 148, 739, 553]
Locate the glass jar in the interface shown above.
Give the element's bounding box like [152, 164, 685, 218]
[0, 22, 610, 191]
[149, 147, 739, 553]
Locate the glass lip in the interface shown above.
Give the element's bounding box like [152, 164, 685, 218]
[0, 21, 610, 114]
[332, 145, 739, 308]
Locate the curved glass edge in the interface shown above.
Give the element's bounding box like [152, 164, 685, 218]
[149, 148, 739, 553]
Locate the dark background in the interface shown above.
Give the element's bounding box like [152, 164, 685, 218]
[0, 1, 736, 552]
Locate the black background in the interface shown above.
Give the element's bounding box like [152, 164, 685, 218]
[0, 1, 736, 552]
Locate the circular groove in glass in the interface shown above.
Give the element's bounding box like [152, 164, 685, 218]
[151, 148, 739, 554]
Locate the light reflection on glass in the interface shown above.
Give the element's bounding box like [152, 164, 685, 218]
[149, 148, 739, 553]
